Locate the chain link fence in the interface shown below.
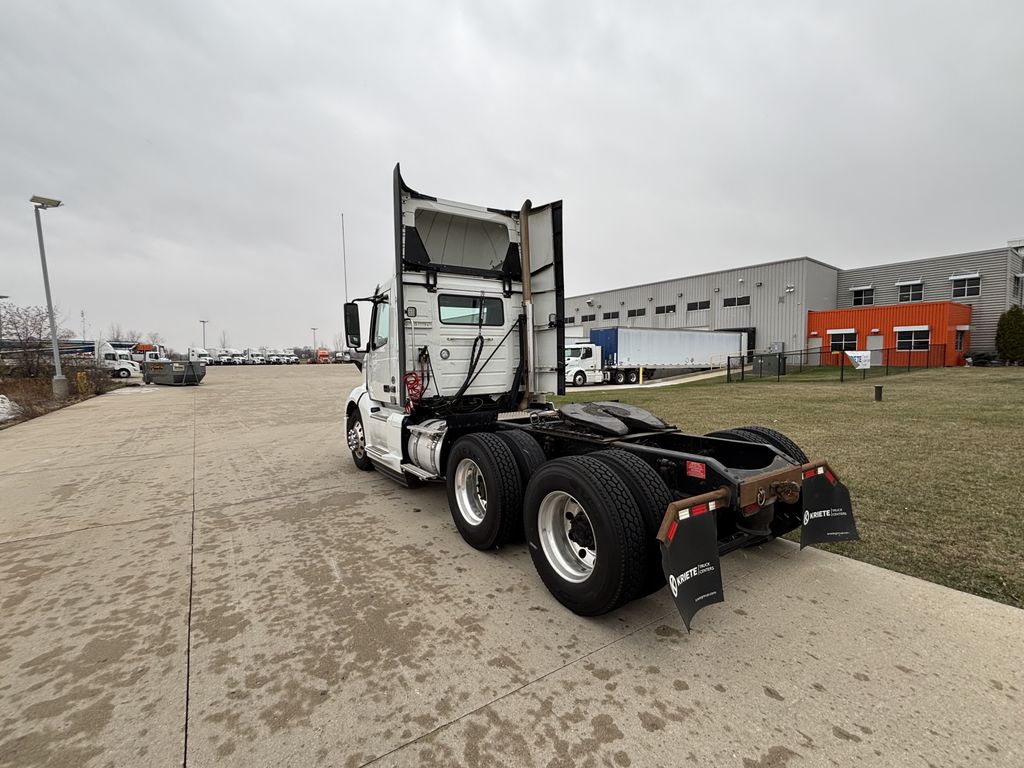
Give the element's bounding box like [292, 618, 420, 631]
[726, 345, 949, 383]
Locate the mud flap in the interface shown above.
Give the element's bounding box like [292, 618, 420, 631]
[659, 511, 724, 631]
[799, 470, 859, 549]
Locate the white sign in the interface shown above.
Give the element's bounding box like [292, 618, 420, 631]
[845, 351, 871, 370]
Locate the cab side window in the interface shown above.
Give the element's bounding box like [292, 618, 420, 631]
[372, 297, 390, 349]
[581, 348, 592, 359]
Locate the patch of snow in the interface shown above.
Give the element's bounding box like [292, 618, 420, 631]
[0, 394, 22, 422]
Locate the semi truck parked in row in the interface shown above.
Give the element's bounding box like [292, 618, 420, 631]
[565, 327, 748, 386]
[341, 166, 859, 628]
[96, 341, 141, 378]
[131, 343, 167, 365]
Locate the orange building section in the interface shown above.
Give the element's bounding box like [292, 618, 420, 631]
[807, 301, 972, 367]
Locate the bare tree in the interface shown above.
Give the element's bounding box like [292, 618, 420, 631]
[333, 332, 345, 351]
[219, 330, 230, 348]
[106, 322, 124, 342]
[3, 303, 73, 377]
[146, 331, 165, 346]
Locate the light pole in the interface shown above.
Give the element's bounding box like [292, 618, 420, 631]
[31, 196, 68, 398]
[200, 319, 208, 348]
[0, 295, 8, 360]
[311, 327, 318, 355]
[341, 213, 349, 303]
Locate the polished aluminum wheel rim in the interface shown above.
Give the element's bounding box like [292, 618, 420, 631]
[347, 421, 366, 459]
[454, 458, 487, 526]
[538, 491, 596, 583]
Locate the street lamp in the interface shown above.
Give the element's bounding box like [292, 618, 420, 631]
[30, 195, 68, 398]
[0, 295, 8, 360]
[311, 326, 318, 353]
[200, 319, 208, 348]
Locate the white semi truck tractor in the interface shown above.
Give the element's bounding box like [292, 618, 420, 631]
[342, 166, 859, 628]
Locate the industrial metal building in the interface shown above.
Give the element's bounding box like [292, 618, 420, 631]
[565, 240, 1024, 358]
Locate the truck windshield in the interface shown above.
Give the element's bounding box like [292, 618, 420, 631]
[565, 347, 584, 359]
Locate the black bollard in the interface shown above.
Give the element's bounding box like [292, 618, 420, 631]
[874, 384, 883, 402]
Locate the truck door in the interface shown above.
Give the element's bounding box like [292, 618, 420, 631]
[366, 294, 396, 405]
[525, 202, 565, 398]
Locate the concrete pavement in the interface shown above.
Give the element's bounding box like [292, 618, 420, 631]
[1, 365, 1021, 767]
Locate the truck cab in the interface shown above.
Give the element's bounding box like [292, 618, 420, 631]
[564, 342, 603, 386]
[343, 165, 564, 484]
[96, 341, 141, 379]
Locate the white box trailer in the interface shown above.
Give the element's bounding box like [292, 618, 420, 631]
[565, 327, 747, 386]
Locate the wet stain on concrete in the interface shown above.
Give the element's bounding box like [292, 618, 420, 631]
[742, 745, 801, 767]
[832, 725, 863, 743]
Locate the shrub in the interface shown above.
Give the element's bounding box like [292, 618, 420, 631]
[995, 306, 1024, 364]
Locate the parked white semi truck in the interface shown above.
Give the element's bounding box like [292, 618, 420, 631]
[342, 166, 859, 628]
[96, 341, 141, 378]
[565, 327, 748, 386]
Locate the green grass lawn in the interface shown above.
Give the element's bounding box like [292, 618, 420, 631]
[556, 367, 1024, 608]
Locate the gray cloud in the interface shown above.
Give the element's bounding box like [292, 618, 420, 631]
[2, 1, 1022, 350]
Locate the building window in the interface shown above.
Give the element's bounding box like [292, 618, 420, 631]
[686, 300, 710, 311]
[580, 313, 596, 323]
[626, 308, 646, 318]
[722, 295, 750, 308]
[896, 330, 930, 350]
[951, 277, 980, 298]
[655, 304, 676, 315]
[565, 317, 574, 325]
[852, 288, 874, 306]
[955, 330, 965, 351]
[602, 311, 619, 320]
[898, 283, 923, 302]
[829, 332, 857, 352]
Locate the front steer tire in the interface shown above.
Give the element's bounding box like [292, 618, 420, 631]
[524, 455, 646, 616]
[446, 433, 523, 551]
[346, 411, 375, 472]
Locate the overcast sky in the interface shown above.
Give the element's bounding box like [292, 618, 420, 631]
[2, 1, 1022, 351]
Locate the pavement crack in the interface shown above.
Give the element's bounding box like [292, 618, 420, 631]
[356, 610, 674, 767]
[182, 389, 198, 768]
[0, 507, 194, 548]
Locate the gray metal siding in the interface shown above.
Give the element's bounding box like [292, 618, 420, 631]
[837, 248, 1014, 352]
[565, 258, 839, 353]
[564, 245, 1021, 356]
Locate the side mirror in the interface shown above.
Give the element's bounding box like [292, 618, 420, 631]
[344, 302, 362, 349]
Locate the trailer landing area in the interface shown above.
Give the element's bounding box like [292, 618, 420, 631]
[0, 365, 1019, 767]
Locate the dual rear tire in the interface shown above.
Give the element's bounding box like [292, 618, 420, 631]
[445, 431, 674, 616]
